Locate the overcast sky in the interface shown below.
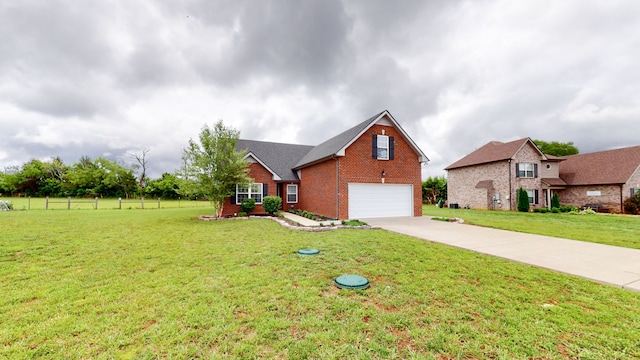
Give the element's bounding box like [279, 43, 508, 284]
[2, 0, 639, 179]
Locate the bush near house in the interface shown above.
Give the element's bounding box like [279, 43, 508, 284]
[517, 187, 530, 212]
[262, 196, 282, 215]
[240, 198, 256, 214]
[551, 193, 560, 209]
[623, 192, 640, 214]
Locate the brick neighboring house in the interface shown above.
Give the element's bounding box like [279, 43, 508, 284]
[445, 138, 640, 213]
[221, 110, 429, 219]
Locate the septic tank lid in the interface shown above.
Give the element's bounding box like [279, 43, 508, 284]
[297, 248, 320, 256]
[334, 274, 370, 290]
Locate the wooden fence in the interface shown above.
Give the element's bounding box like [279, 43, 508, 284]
[44, 197, 161, 210]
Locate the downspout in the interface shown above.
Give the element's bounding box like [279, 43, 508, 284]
[508, 159, 512, 211]
[333, 155, 339, 219]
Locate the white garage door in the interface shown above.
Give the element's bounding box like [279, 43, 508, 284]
[348, 183, 413, 219]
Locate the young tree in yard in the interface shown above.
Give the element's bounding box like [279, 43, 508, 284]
[178, 120, 252, 217]
[551, 193, 560, 209]
[517, 187, 530, 212]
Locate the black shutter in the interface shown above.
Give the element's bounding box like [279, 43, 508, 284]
[515, 163, 520, 178]
[534, 190, 539, 204]
[534, 164, 538, 178]
[389, 136, 395, 160]
[632, 189, 635, 197]
[372, 134, 378, 159]
[230, 185, 237, 204]
[263, 183, 268, 196]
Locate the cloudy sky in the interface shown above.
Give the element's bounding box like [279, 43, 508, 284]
[2, 0, 639, 178]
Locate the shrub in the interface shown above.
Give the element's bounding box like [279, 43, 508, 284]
[262, 196, 282, 215]
[551, 208, 561, 213]
[240, 198, 256, 214]
[237, 212, 247, 217]
[560, 205, 577, 213]
[517, 187, 530, 212]
[551, 193, 560, 209]
[623, 192, 640, 214]
[534, 208, 548, 213]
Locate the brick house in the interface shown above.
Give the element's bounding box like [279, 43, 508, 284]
[445, 138, 640, 213]
[222, 110, 429, 219]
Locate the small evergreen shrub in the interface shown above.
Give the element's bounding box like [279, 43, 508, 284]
[551, 193, 560, 209]
[533, 208, 548, 213]
[237, 212, 247, 217]
[262, 196, 282, 215]
[240, 198, 256, 214]
[623, 192, 640, 215]
[517, 187, 530, 212]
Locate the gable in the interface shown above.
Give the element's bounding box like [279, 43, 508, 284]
[294, 110, 428, 169]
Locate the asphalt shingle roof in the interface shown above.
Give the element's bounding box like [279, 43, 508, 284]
[559, 146, 640, 185]
[445, 138, 533, 170]
[293, 111, 385, 169]
[236, 140, 314, 181]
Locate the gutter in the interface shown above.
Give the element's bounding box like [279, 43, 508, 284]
[333, 155, 339, 219]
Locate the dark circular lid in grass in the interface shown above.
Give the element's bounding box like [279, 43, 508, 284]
[297, 248, 320, 256]
[334, 274, 370, 290]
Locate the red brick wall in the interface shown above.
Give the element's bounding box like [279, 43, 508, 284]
[221, 162, 277, 216]
[298, 160, 338, 218]
[300, 124, 423, 219]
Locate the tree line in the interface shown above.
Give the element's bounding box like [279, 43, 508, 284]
[0, 155, 181, 199]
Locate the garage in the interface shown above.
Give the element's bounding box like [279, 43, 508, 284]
[348, 183, 413, 219]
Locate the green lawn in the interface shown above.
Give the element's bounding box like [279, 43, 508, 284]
[1, 209, 639, 359]
[423, 205, 640, 250]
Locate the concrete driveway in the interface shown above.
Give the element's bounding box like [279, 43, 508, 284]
[364, 216, 640, 292]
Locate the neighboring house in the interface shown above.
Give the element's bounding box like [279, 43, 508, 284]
[222, 110, 429, 219]
[445, 138, 640, 213]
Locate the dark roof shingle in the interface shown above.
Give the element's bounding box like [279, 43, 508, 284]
[236, 140, 314, 181]
[559, 146, 640, 185]
[445, 138, 534, 170]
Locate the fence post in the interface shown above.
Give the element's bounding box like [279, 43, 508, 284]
[141, 197, 144, 209]
[67, 197, 71, 210]
[46, 196, 49, 210]
[158, 197, 160, 209]
[119, 197, 122, 209]
[28, 196, 31, 210]
[95, 197, 99, 209]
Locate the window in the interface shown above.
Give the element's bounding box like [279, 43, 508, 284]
[632, 188, 640, 196]
[287, 184, 298, 203]
[377, 135, 389, 160]
[236, 183, 263, 204]
[526, 189, 539, 204]
[517, 163, 536, 178]
[372, 134, 394, 160]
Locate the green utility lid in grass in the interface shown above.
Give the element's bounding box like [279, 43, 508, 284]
[297, 248, 320, 256]
[334, 274, 370, 290]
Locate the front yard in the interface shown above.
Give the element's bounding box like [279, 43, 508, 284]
[1, 209, 639, 358]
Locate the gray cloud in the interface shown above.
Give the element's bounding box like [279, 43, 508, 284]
[1, 0, 639, 179]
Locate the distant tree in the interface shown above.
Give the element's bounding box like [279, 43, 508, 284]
[145, 173, 180, 199]
[422, 176, 447, 204]
[177, 120, 252, 217]
[517, 187, 530, 212]
[129, 149, 150, 198]
[534, 140, 579, 156]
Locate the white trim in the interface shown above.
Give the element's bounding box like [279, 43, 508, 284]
[286, 184, 298, 203]
[236, 183, 264, 204]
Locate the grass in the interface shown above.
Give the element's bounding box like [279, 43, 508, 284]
[423, 205, 640, 250]
[1, 208, 639, 358]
